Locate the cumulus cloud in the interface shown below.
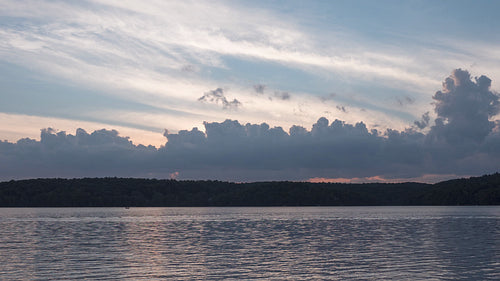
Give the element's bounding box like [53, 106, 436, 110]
[1, 69, 499, 182]
[198, 88, 242, 109]
[0, 128, 159, 179]
[429, 69, 500, 143]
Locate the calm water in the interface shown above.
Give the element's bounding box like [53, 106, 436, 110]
[0, 206, 498, 280]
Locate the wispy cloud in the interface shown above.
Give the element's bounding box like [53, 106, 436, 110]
[0, 1, 446, 102]
[1, 0, 500, 149]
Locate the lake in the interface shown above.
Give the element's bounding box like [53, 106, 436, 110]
[0, 206, 498, 280]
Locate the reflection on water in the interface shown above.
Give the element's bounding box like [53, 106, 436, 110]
[0, 207, 499, 280]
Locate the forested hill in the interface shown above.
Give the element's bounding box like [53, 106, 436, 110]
[0, 173, 499, 207]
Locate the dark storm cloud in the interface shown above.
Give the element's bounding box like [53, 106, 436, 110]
[198, 88, 241, 109]
[1, 69, 499, 181]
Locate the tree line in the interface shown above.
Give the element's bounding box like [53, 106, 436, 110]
[0, 173, 499, 207]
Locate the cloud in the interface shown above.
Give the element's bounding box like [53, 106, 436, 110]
[170, 171, 179, 179]
[336, 105, 347, 113]
[414, 112, 430, 129]
[429, 69, 500, 143]
[0, 127, 159, 179]
[181, 65, 198, 73]
[308, 174, 461, 184]
[4, 0, 499, 141]
[0, 112, 167, 147]
[0, 69, 499, 182]
[0, 0, 450, 105]
[253, 84, 266, 94]
[274, 91, 291, 100]
[198, 88, 242, 110]
[396, 96, 415, 106]
[320, 93, 336, 103]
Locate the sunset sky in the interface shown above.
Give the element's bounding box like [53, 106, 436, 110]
[1, 0, 500, 182]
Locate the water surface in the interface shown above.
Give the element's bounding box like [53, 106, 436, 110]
[0, 206, 499, 280]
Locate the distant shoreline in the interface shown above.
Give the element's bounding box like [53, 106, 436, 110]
[1, 173, 499, 207]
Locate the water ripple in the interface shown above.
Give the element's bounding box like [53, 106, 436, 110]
[0, 206, 498, 280]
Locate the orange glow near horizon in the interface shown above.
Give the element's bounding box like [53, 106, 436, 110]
[308, 176, 391, 184]
[308, 174, 462, 184]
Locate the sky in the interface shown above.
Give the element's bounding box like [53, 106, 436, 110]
[1, 0, 500, 182]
